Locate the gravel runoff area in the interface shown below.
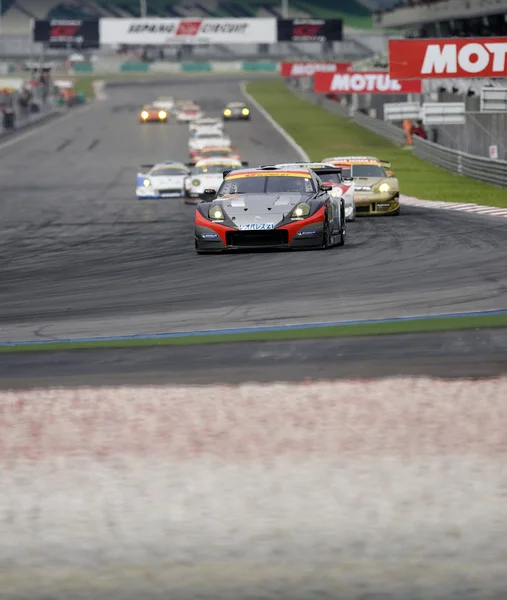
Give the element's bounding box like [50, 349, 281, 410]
[0, 378, 506, 600]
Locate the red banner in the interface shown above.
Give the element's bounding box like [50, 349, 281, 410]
[314, 71, 422, 94]
[389, 37, 507, 79]
[280, 61, 351, 77]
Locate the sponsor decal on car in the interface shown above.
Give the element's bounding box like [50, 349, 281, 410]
[239, 223, 275, 230]
[388, 37, 507, 79]
[227, 171, 311, 179]
[314, 72, 422, 94]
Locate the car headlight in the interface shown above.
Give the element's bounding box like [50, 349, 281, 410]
[329, 189, 341, 197]
[192, 179, 201, 186]
[224, 109, 232, 116]
[141, 111, 149, 119]
[242, 108, 250, 115]
[292, 202, 310, 219]
[378, 182, 390, 193]
[209, 205, 224, 220]
[158, 110, 167, 119]
[143, 179, 151, 187]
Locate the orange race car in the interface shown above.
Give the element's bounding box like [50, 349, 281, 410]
[189, 145, 241, 164]
[139, 104, 168, 123]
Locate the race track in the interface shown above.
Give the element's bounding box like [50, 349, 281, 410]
[1, 77, 507, 343]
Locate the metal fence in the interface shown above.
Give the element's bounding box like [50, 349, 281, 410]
[288, 80, 507, 188]
[413, 137, 507, 188]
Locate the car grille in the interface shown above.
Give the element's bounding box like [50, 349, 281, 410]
[157, 188, 181, 194]
[356, 205, 371, 214]
[226, 230, 288, 247]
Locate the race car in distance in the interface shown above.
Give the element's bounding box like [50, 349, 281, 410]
[175, 103, 203, 123]
[321, 155, 399, 216]
[136, 161, 189, 199]
[189, 130, 232, 160]
[272, 162, 356, 221]
[153, 96, 174, 112]
[223, 102, 251, 121]
[194, 166, 346, 253]
[139, 104, 168, 123]
[185, 157, 247, 203]
[189, 145, 241, 164]
[189, 117, 223, 135]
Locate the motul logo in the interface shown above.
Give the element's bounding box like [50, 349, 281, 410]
[291, 63, 337, 76]
[421, 42, 507, 74]
[331, 73, 402, 92]
[314, 71, 422, 94]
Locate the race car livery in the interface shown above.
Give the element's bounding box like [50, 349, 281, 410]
[136, 161, 189, 199]
[175, 103, 203, 122]
[185, 157, 247, 202]
[194, 166, 346, 253]
[223, 101, 251, 120]
[272, 162, 356, 221]
[139, 104, 168, 123]
[189, 117, 223, 134]
[321, 156, 399, 216]
[189, 145, 241, 164]
[188, 131, 232, 158]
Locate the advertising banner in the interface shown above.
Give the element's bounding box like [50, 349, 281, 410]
[33, 19, 100, 48]
[99, 18, 277, 45]
[389, 37, 507, 79]
[314, 71, 422, 94]
[280, 61, 351, 77]
[277, 19, 343, 42]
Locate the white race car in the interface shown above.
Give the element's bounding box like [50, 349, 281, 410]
[189, 117, 223, 134]
[273, 162, 356, 221]
[153, 96, 174, 112]
[185, 157, 247, 203]
[175, 103, 203, 123]
[136, 161, 190, 200]
[189, 131, 232, 160]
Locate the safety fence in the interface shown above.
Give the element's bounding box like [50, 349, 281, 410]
[71, 61, 280, 74]
[288, 82, 507, 189]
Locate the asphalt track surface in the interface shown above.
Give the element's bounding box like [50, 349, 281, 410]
[1, 77, 507, 600]
[1, 77, 507, 346]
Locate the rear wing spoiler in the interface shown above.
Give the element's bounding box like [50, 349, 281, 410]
[379, 160, 391, 168]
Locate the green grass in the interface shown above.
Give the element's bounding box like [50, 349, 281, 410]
[246, 80, 507, 207]
[1, 314, 507, 353]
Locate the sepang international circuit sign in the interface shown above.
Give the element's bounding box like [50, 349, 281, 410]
[99, 18, 278, 44]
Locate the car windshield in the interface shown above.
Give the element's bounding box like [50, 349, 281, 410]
[193, 164, 237, 174]
[218, 174, 315, 195]
[315, 172, 342, 185]
[151, 167, 187, 176]
[201, 150, 233, 157]
[351, 165, 386, 178]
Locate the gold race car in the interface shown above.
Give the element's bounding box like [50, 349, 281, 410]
[321, 156, 399, 216]
[139, 104, 168, 123]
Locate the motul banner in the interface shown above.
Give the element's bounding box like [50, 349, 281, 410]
[314, 72, 422, 94]
[277, 19, 342, 42]
[33, 19, 100, 48]
[100, 18, 277, 45]
[280, 61, 351, 77]
[389, 37, 507, 79]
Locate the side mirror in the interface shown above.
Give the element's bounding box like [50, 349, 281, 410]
[321, 184, 333, 192]
[203, 188, 216, 199]
[386, 170, 394, 177]
[241, 161, 249, 167]
[343, 177, 353, 183]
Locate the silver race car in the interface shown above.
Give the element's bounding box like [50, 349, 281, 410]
[136, 161, 189, 199]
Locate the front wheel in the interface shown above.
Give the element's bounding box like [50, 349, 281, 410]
[320, 219, 331, 249]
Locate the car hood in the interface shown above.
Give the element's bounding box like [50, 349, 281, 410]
[215, 193, 308, 227]
[353, 176, 398, 191]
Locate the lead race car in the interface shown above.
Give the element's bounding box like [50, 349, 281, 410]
[272, 162, 356, 221]
[136, 161, 189, 199]
[185, 157, 248, 203]
[194, 166, 346, 253]
[321, 155, 400, 216]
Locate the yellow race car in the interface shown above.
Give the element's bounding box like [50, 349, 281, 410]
[321, 155, 400, 216]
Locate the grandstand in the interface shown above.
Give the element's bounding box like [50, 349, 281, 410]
[375, 0, 507, 36]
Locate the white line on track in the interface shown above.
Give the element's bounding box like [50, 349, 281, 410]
[240, 80, 310, 162]
[401, 194, 507, 217]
